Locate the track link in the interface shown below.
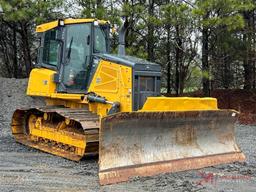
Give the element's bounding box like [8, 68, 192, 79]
[11, 106, 99, 161]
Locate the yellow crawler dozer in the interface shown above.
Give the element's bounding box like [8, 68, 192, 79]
[11, 18, 245, 185]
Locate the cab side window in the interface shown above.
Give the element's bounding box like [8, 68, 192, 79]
[42, 29, 60, 67]
[94, 27, 107, 53]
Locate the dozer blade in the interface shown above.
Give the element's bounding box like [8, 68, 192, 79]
[99, 110, 245, 185]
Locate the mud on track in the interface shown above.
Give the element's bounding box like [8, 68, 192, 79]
[0, 78, 256, 192]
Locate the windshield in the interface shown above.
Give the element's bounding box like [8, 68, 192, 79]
[62, 23, 91, 91]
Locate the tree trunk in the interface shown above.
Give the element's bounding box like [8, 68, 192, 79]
[166, 24, 171, 94]
[243, 11, 254, 90]
[253, 11, 256, 89]
[223, 55, 231, 89]
[175, 25, 182, 96]
[20, 23, 32, 77]
[147, 0, 154, 62]
[12, 25, 18, 78]
[202, 26, 210, 96]
[1, 41, 12, 77]
[0, 23, 12, 77]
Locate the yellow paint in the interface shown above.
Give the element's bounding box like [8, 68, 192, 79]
[27, 114, 86, 156]
[27, 68, 84, 101]
[36, 20, 59, 33]
[36, 18, 109, 33]
[30, 129, 86, 149]
[50, 93, 83, 101]
[87, 59, 132, 116]
[45, 98, 88, 108]
[27, 68, 57, 96]
[140, 97, 218, 112]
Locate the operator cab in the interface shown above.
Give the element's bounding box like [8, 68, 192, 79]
[36, 19, 110, 93]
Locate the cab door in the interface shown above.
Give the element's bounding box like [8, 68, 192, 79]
[58, 23, 92, 93]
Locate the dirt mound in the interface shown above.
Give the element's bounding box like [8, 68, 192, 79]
[211, 89, 256, 124]
[0, 78, 44, 136]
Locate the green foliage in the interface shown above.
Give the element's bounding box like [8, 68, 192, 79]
[194, 0, 254, 31]
[0, 0, 64, 24]
[161, 2, 191, 26]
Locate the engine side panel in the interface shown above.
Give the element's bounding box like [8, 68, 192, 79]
[88, 59, 133, 116]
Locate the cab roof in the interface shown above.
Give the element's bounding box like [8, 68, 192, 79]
[36, 18, 109, 33]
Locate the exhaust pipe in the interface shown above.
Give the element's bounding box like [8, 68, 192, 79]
[118, 18, 129, 56]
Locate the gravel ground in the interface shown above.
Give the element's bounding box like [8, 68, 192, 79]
[0, 77, 256, 192]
